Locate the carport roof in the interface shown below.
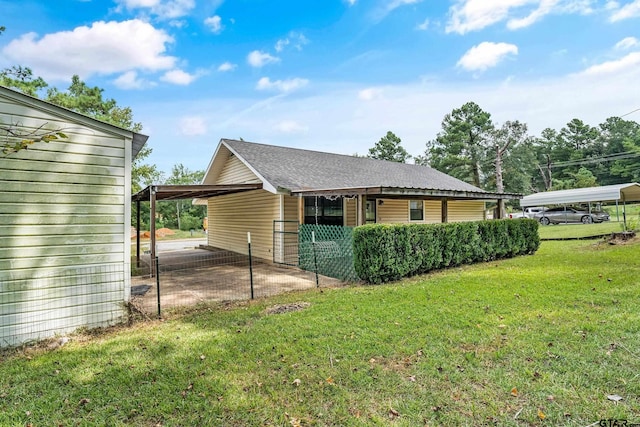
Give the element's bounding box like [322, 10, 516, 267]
[521, 183, 640, 206]
[131, 183, 262, 202]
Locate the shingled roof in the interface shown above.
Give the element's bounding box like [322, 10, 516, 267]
[215, 139, 520, 200]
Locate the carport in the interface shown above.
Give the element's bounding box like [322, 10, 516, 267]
[521, 183, 640, 228]
[131, 183, 262, 270]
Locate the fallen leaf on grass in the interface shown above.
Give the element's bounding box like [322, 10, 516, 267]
[510, 387, 518, 397]
[292, 378, 301, 387]
[325, 377, 334, 384]
[389, 408, 399, 419]
[607, 394, 623, 402]
[78, 398, 90, 406]
[537, 409, 546, 420]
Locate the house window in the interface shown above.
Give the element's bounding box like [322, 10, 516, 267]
[365, 200, 376, 223]
[304, 196, 344, 226]
[410, 200, 424, 221]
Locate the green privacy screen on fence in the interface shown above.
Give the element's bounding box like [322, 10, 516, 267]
[298, 224, 359, 282]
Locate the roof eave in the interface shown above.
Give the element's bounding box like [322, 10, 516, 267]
[290, 186, 522, 200]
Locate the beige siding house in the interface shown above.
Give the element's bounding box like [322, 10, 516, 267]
[199, 139, 519, 263]
[0, 86, 147, 347]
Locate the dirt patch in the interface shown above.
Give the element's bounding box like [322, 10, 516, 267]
[264, 302, 311, 315]
[606, 231, 637, 245]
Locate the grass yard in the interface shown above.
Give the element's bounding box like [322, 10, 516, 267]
[537, 221, 629, 240]
[2, 239, 640, 426]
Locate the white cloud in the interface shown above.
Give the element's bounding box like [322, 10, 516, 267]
[113, 70, 151, 89]
[116, 0, 195, 19]
[446, 0, 592, 34]
[457, 42, 519, 72]
[578, 51, 640, 76]
[256, 77, 309, 93]
[447, 0, 531, 33]
[615, 36, 640, 50]
[358, 87, 383, 100]
[161, 69, 197, 85]
[609, 0, 640, 21]
[247, 50, 280, 67]
[274, 120, 309, 134]
[371, 0, 423, 22]
[275, 32, 309, 52]
[415, 18, 430, 30]
[605, 1, 619, 9]
[507, 0, 559, 29]
[274, 39, 289, 52]
[346, 0, 357, 5]
[178, 115, 207, 136]
[1, 20, 176, 81]
[204, 15, 223, 33]
[217, 62, 236, 72]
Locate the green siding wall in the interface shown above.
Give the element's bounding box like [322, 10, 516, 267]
[0, 92, 131, 347]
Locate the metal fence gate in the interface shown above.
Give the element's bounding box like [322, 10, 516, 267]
[273, 220, 300, 266]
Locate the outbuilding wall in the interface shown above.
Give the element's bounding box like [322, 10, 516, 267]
[0, 91, 132, 347]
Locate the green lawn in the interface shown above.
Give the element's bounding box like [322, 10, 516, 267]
[537, 221, 629, 240]
[2, 239, 640, 426]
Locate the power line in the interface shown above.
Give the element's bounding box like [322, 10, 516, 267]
[551, 151, 640, 168]
[620, 108, 640, 118]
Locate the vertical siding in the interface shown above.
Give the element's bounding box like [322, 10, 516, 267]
[448, 201, 486, 222]
[216, 154, 261, 184]
[208, 190, 279, 261]
[0, 94, 129, 347]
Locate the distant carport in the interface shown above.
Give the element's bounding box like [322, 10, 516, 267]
[131, 184, 262, 270]
[520, 183, 640, 227]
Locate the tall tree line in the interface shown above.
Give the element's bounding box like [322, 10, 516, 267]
[369, 102, 640, 211]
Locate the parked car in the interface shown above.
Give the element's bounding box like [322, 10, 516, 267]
[533, 206, 610, 225]
[508, 207, 544, 219]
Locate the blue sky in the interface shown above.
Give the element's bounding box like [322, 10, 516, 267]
[1, 0, 640, 175]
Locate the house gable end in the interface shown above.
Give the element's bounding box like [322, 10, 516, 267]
[202, 140, 278, 193]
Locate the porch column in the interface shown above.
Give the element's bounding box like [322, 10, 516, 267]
[441, 198, 448, 223]
[298, 196, 304, 224]
[496, 199, 504, 219]
[356, 194, 367, 226]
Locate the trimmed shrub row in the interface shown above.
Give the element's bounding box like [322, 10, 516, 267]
[353, 219, 540, 284]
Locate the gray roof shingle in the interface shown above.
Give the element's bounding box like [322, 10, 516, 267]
[223, 139, 487, 194]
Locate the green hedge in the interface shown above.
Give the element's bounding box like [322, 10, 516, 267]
[353, 219, 540, 284]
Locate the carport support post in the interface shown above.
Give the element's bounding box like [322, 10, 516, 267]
[150, 186, 157, 277]
[248, 232, 254, 299]
[136, 199, 141, 268]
